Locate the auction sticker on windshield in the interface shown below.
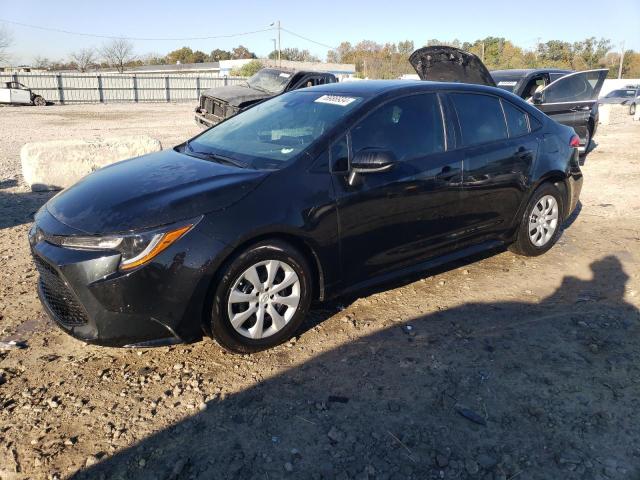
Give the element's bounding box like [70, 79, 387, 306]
[314, 95, 357, 106]
[498, 81, 517, 87]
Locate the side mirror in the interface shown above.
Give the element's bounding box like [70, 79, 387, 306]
[532, 91, 544, 104]
[351, 149, 397, 173]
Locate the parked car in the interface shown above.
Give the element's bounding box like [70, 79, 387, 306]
[409, 46, 608, 154]
[194, 68, 337, 127]
[599, 87, 639, 115]
[30, 80, 582, 353]
[0, 81, 46, 106]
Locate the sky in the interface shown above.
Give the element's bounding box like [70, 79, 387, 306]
[2, 0, 639, 65]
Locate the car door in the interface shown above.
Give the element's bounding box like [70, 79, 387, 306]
[9, 82, 31, 104]
[331, 92, 464, 285]
[447, 92, 537, 246]
[533, 69, 608, 139]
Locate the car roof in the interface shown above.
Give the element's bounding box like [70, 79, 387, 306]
[303, 79, 512, 97]
[491, 68, 574, 77]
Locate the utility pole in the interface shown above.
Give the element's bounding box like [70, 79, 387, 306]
[481, 42, 485, 62]
[277, 20, 281, 67]
[618, 40, 625, 79]
[270, 21, 282, 66]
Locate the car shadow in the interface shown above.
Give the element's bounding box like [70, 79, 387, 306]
[0, 189, 55, 230]
[72, 255, 640, 479]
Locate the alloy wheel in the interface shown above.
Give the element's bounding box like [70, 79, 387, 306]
[227, 260, 301, 339]
[529, 194, 559, 247]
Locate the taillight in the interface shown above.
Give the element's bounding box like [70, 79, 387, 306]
[569, 135, 580, 148]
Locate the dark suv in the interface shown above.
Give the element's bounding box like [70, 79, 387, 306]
[195, 67, 337, 127]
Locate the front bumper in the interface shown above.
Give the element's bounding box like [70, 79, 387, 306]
[30, 209, 227, 347]
[194, 110, 220, 128]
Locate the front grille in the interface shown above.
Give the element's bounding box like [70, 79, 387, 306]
[213, 101, 225, 118]
[33, 255, 89, 328]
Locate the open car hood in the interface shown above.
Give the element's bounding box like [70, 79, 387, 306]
[409, 46, 496, 87]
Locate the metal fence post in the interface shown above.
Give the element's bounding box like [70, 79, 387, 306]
[97, 75, 104, 103]
[224, 76, 228, 86]
[12, 72, 18, 84]
[56, 74, 65, 104]
[196, 77, 200, 99]
[165, 76, 170, 102]
[133, 75, 138, 102]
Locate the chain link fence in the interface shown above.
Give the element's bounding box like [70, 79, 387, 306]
[0, 72, 247, 104]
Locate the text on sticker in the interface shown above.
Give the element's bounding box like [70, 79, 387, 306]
[314, 95, 357, 106]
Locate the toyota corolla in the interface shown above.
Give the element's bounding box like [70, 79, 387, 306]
[29, 81, 582, 353]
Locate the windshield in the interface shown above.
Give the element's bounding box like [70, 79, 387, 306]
[605, 89, 637, 98]
[188, 91, 364, 169]
[246, 69, 293, 94]
[491, 73, 522, 93]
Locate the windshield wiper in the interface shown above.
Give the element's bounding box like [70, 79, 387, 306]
[185, 141, 248, 168]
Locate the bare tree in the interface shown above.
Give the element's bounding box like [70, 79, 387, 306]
[0, 26, 12, 64]
[33, 56, 52, 69]
[100, 39, 135, 73]
[70, 48, 96, 72]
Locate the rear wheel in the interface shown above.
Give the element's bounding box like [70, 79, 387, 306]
[33, 95, 46, 106]
[210, 240, 312, 353]
[510, 183, 564, 257]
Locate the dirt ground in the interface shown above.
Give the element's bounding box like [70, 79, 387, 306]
[0, 103, 639, 480]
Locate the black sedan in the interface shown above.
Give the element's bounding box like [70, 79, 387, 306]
[30, 80, 583, 353]
[409, 46, 608, 154]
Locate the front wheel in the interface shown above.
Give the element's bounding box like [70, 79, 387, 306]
[630, 103, 636, 116]
[210, 240, 312, 353]
[510, 183, 564, 257]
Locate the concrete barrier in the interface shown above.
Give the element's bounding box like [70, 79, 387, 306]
[20, 135, 162, 191]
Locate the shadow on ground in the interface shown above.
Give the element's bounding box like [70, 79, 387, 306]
[0, 188, 55, 229]
[73, 255, 639, 480]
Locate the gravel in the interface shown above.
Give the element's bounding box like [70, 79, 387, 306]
[0, 104, 639, 479]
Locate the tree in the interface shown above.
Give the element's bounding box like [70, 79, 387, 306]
[140, 53, 167, 65]
[231, 60, 263, 77]
[231, 45, 256, 60]
[100, 38, 135, 73]
[0, 26, 11, 64]
[268, 48, 319, 62]
[209, 49, 231, 61]
[70, 48, 96, 72]
[166, 46, 194, 64]
[33, 56, 52, 69]
[191, 50, 208, 63]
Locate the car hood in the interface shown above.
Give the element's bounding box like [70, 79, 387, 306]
[409, 46, 497, 87]
[46, 149, 268, 234]
[201, 84, 271, 107]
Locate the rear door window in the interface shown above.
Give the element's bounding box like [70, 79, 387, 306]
[501, 100, 530, 137]
[351, 93, 445, 162]
[451, 93, 508, 146]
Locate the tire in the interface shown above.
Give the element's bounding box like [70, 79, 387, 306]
[33, 95, 46, 106]
[580, 126, 591, 156]
[510, 183, 564, 257]
[630, 103, 636, 116]
[210, 240, 312, 353]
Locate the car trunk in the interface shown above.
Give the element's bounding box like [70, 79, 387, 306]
[408, 46, 497, 87]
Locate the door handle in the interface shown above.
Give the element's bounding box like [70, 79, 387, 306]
[515, 148, 532, 159]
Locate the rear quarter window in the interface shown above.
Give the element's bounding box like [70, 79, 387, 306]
[501, 99, 530, 137]
[451, 93, 508, 146]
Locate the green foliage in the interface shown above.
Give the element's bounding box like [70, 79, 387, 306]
[210, 49, 231, 61]
[231, 45, 256, 60]
[268, 48, 319, 62]
[231, 60, 263, 77]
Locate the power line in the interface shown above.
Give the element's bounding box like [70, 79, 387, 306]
[280, 27, 337, 50]
[0, 18, 275, 41]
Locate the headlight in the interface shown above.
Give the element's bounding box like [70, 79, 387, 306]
[53, 220, 198, 271]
